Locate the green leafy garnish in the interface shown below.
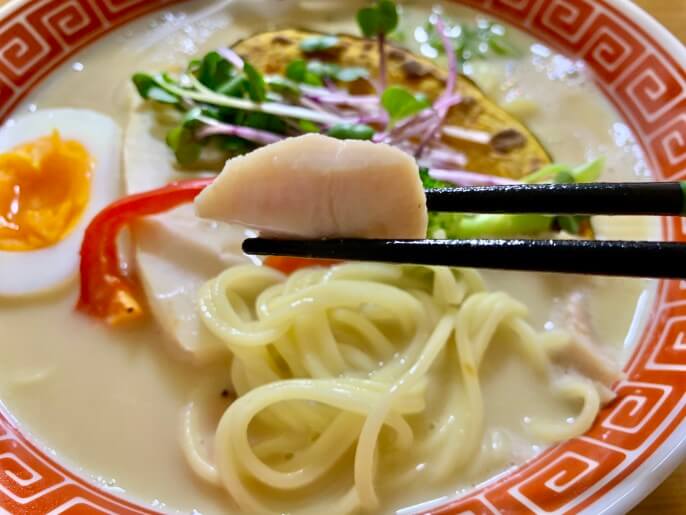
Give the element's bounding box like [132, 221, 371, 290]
[266, 75, 300, 96]
[423, 159, 605, 239]
[427, 211, 553, 240]
[285, 59, 305, 79]
[556, 216, 582, 234]
[327, 123, 375, 140]
[422, 167, 553, 239]
[357, 7, 379, 37]
[521, 164, 568, 184]
[243, 63, 267, 102]
[187, 58, 202, 74]
[197, 51, 234, 91]
[286, 59, 323, 85]
[377, 0, 399, 33]
[300, 35, 340, 52]
[166, 126, 202, 165]
[419, 167, 448, 189]
[551, 167, 595, 235]
[164, 107, 208, 165]
[523, 157, 605, 184]
[298, 120, 321, 133]
[235, 111, 287, 134]
[216, 75, 246, 97]
[181, 106, 205, 127]
[304, 60, 340, 80]
[381, 85, 430, 124]
[357, 0, 399, 38]
[286, 59, 308, 81]
[553, 170, 575, 184]
[132, 73, 179, 104]
[218, 136, 255, 155]
[523, 158, 605, 236]
[572, 157, 605, 183]
[286, 59, 369, 84]
[457, 214, 553, 239]
[136, 51, 300, 167]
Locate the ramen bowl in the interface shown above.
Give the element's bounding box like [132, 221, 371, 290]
[0, 0, 685, 514]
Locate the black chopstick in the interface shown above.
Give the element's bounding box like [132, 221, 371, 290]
[243, 238, 686, 279]
[425, 182, 686, 215]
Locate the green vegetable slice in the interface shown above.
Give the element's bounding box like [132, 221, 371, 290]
[327, 123, 375, 140]
[381, 86, 430, 125]
[132, 73, 178, 104]
[357, 0, 399, 38]
[243, 63, 267, 102]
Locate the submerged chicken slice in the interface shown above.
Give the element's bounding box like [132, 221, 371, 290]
[133, 204, 253, 364]
[552, 291, 624, 400]
[194, 134, 428, 239]
[126, 95, 253, 364]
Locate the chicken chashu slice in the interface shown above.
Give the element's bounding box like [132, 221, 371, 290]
[125, 96, 253, 365]
[232, 29, 551, 179]
[195, 134, 428, 239]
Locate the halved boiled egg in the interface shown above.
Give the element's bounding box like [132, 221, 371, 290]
[0, 109, 121, 297]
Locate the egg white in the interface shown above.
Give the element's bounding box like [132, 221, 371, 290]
[0, 109, 122, 297]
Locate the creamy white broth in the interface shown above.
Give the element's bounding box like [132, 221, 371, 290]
[0, 0, 658, 513]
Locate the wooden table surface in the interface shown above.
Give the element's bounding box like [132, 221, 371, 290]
[0, 0, 684, 513]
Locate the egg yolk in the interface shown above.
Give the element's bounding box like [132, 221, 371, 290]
[0, 131, 92, 251]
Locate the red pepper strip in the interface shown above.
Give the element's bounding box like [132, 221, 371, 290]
[264, 256, 342, 275]
[78, 178, 343, 325]
[77, 178, 213, 325]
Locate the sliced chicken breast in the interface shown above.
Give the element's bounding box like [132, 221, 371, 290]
[194, 134, 428, 239]
[126, 94, 254, 364]
[133, 204, 255, 364]
[553, 291, 624, 392]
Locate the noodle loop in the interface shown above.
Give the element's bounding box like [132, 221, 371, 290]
[185, 263, 601, 514]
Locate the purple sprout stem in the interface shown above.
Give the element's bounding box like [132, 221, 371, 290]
[357, 112, 389, 126]
[399, 115, 438, 141]
[217, 47, 244, 70]
[442, 125, 491, 145]
[283, 118, 307, 136]
[413, 16, 462, 159]
[301, 90, 379, 107]
[324, 77, 338, 91]
[435, 17, 458, 101]
[415, 115, 446, 158]
[434, 92, 463, 112]
[378, 32, 387, 92]
[196, 120, 284, 145]
[298, 96, 336, 114]
[425, 146, 468, 168]
[375, 108, 435, 143]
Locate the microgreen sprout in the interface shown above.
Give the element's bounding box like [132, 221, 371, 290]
[132, 1, 598, 241]
[356, 0, 399, 37]
[381, 86, 430, 126]
[357, 0, 399, 90]
[132, 73, 179, 104]
[327, 123, 375, 140]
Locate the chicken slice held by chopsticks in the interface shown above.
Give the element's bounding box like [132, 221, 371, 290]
[195, 133, 428, 240]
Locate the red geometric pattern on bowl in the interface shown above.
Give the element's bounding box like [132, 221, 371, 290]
[1, 0, 685, 513]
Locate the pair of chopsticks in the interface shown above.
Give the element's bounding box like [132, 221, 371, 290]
[243, 182, 686, 279]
